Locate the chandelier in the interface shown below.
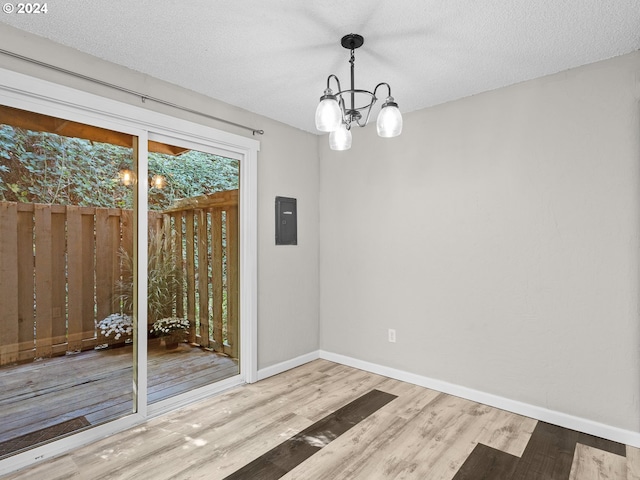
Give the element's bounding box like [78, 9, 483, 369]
[315, 33, 403, 151]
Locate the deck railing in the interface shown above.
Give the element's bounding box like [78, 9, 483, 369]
[0, 191, 238, 366]
[161, 189, 239, 357]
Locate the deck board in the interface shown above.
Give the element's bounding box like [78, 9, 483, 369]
[0, 341, 238, 450]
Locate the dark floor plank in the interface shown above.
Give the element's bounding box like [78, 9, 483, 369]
[513, 422, 582, 480]
[452, 443, 520, 480]
[511, 421, 626, 480]
[223, 389, 397, 480]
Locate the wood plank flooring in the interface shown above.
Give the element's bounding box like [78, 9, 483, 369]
[1, 359, 637, 480]
[224, 389, 398, 480]
[0, 340, 238, 453]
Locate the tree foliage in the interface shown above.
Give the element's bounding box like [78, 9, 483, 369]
[147, 150, 239, 210]
[0, 124, 239, 210]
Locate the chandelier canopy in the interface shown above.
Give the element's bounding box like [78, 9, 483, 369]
[315, 33, 403, 151]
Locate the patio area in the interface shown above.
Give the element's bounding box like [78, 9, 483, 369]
[0, 341, 238, 458]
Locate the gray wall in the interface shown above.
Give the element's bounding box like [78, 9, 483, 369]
[319, 51, 640, 431]
[0, 24, 320, 370]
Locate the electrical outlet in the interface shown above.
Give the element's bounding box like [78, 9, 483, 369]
[388, 329, 396, 343]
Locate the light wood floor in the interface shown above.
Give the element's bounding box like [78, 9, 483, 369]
[0, 340, 238, 447]
[1, 359, 638, 479]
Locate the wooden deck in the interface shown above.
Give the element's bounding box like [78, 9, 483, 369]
[0, 340, 238, 454]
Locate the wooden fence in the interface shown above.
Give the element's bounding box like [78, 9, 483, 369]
[161, 189, 239, 358]
[0, 191, 238, 366]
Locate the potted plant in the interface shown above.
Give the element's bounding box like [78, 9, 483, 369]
[97, 313, 133, 346]
[150, 317, 190, 349]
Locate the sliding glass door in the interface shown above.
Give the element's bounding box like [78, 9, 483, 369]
[0, 70, 256, 472]
[0, 105, 137, 457]
[143, 136, 240, 404]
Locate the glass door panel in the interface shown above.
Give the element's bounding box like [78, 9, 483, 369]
[0, 105, 137, 458]
[145, 139, 240, 404]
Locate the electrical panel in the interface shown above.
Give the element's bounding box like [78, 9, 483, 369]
[275, 196, 297, 245]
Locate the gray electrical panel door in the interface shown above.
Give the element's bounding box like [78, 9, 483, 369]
[275, 196, 297, 245]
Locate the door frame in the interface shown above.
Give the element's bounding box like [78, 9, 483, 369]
[0, 66, 259, 475]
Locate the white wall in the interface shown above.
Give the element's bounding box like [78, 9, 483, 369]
[0, 24, 320, 370]
[319, 51, 640, 432]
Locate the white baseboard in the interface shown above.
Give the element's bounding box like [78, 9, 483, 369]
[257, 350, 320, 381]
[319, 350, 640, 449]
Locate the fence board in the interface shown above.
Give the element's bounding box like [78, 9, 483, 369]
[151, 212, 163, 234]
[67, 206, 83, 352]
[211, 209, 224, 352]
[96, 209, 113, 326]
[81, 211, 96, 347]
[163, 213, 171, 246]
[34, 205, 53, 359]
[160, 213, 173, 320]
[197, 210, 210, 347]
[51, 211, 67, 349]
[17, 208, 35, 361]
[110, 211, 121, 315]
[226, 206, 239, 359]
[0, 203, 19, 365]
[173, 212, 184, 319]
[121, 209, 134, 259]
[185, 210, 196, 343]
[120, 208, 134, 323]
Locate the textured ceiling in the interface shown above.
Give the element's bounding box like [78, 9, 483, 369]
[1, 1, 639, 134]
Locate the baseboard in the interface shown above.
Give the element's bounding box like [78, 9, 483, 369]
[319, 350, 640, 449]
[257, 350, 320, 381]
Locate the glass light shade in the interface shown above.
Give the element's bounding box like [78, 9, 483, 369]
[119, 168, 136, 186]
[329, 123, 352, 151]
[151, 174, 166, 189]
[376, 101, 403, 138]
[315, 96, 342, 132]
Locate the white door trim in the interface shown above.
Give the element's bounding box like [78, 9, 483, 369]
[0, 67, 259, 475]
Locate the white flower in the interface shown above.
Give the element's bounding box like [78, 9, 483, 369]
[98, 314, 133, 339]
[151, 317, 190, 337]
